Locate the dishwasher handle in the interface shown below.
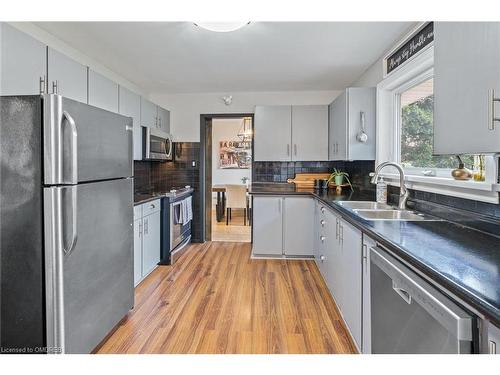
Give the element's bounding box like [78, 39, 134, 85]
[370, 246, 473, 341]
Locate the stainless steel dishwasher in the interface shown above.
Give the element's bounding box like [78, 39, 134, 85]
[369, 246, 474, 354]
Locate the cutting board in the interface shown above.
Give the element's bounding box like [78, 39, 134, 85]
[286, 173, 331, 188]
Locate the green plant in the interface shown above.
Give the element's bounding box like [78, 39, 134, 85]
[328, 168, 352, 189]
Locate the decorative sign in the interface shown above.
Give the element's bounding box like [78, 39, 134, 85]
[385, 22, 434, 75]
[219, 140, 252, 169]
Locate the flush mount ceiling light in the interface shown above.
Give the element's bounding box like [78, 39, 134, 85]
[194, 22, 250, 32]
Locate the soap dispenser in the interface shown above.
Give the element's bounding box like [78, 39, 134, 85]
[376, 177, 387, 204]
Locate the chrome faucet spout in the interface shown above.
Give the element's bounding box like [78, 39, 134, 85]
[371, 161, 409, 210]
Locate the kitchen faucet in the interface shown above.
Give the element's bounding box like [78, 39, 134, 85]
[370, 162, 409, 210]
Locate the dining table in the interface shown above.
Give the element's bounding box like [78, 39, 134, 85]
[212, 184, 250, 222]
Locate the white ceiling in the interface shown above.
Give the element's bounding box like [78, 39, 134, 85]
[34, 22, 412, 94]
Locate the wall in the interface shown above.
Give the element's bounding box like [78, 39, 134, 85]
[211, 118, 251, 186]
[9, 22, 147, 97]
[253, 161, 375, 192]
[134, 142, 203, 242]
[150, 90, 339, 142]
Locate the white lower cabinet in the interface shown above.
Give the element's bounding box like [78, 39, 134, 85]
[313, 202, 363, 351]
[141, 210, 161, 276]
[252, 196, 314, 257]
[252, 196, 283, 256]
[133, 219, 143, 286]
[362, 234, 376, 354]
[283, 197, 314, 256]
[133, 200, 161, 286]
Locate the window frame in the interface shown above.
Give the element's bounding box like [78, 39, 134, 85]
[376, 46, 500, 204]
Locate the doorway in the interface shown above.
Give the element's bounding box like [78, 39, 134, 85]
[199, 113, 254, 243]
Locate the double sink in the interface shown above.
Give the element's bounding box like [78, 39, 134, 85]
[337, 201, 439, 221]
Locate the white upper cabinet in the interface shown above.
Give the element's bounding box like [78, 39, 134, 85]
[157, 106, 170, 133]
[88, 69, 118, 112]
[434, 22, 500, 154]
[119, 86, 142, 160]
[254, 105, 329, 161]
[0, 23, 47, 96]
[140, 97, 158, 129]
[291, 105, 329, 161]
[329, 87, 376, 161]
[47, 47, 87, 103]
[254, 105, 292, 161]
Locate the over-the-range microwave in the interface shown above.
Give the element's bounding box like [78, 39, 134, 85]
[142, 126, 173, 161]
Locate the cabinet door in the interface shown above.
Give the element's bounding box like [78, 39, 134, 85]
[88, 69, 118, 112]
[47, 47, 87, 103]
[329, 91, 347, 160]
[158, 106, 171, 133]
[362, 234, 376, 354]
[252, 196, 283, 256]
[339, 219, 363, 350]
[434, 22, 500, 154]
[0, 23, 47, 95]
[254, 105, 292, 161]
[133, 219, 143, 286]
[326, 210, 341, 300]
[291, 105, 329, 161]
[141, 97, 158, 128]
[142, 211, 160, 277]
[283, 197, 314, 256]
[347, 88, 376, 160]
[119, 86, 142, 161]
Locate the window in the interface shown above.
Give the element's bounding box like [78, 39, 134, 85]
[397, 77, 473, 175]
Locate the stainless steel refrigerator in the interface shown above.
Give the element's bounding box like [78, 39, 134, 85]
[0, 94, 134, 354]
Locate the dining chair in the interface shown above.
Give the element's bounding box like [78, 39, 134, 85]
[225, 184, 248, 225]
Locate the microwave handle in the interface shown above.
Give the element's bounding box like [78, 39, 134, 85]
[145, 127, 151, 158]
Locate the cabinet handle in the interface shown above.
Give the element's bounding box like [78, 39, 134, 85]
[159, 117, 162, 128]
[336, 218, 339, 239]
[320, 255, 326, 262]
[488, 89, 500, 130]
[362, 244, 368, 272]
[489, 340, 497, 354]
[150, 204, 155, 209]
[52, 80, 59, 94]
[320, 235, 326, 242]
[320, 206, 325, 214]
[144, 218, 148, 234]
[39, 75, 46, 94]
[320, 219, 326, 227]
[294, 144, 297, 156]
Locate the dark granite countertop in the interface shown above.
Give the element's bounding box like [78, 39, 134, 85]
[249, 183, 500, 326]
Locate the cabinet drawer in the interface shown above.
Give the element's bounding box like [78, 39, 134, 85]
[133, 205, 142, 221]
[142, 199, 161, 216]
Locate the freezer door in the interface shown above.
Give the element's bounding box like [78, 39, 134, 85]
[44, 178, 134, 353]
[43, 94, 132, 185]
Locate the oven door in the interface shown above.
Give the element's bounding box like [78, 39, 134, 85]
[143, 127, 172, 161]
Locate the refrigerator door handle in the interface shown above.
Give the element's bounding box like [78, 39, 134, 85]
[44, 187, 66, 353]
[62, 110, 78, 184]
[62, 186, 78, 256]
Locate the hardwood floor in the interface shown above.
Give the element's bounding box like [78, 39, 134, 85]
[97, 242, 357, 354]
[211, 205, 251, 242]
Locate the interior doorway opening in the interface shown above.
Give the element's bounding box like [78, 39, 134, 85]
[200, 113, 254, 243]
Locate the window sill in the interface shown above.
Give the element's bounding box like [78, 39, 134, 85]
[375, 173, 500, 204]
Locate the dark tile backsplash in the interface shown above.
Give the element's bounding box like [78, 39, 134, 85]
[252, 160, 376, 191]
[134, 142, 202, 242]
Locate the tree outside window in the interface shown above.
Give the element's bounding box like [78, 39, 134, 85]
[400, 78, 473, 170]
